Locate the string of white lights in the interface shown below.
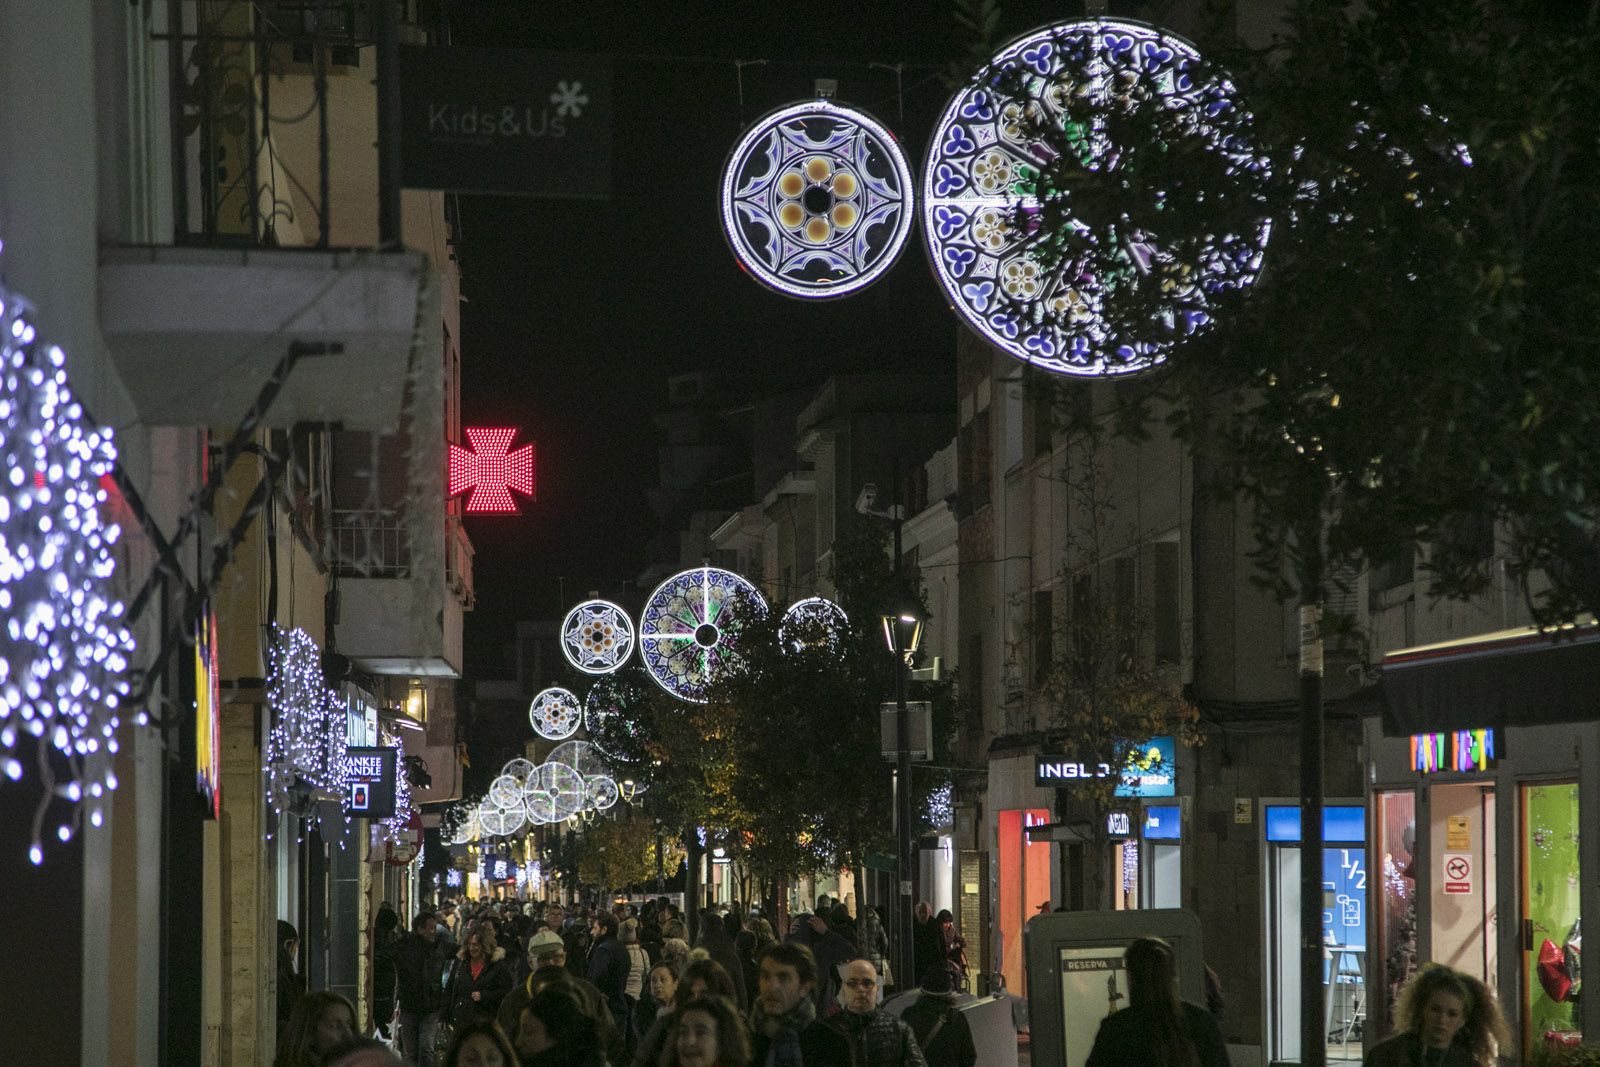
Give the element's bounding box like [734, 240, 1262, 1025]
[0, 250, 137, 864]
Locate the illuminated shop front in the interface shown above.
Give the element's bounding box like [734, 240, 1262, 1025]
[1369, 626, 1600, 1060]
[1260, 802, 1369, 1063]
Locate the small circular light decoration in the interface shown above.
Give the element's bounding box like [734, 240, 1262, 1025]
[721, 99, 915, 299]
[524, 760, 585, 823]
[922, 18, 1270, 377]
[547, 739, 609, 779]
[528, 686, 582, 740]
[639, 566, 768, 703]
[586, 775, 620, 812]
[450, 807, 479, 845]
[779, 596, 850, 654]
[487, 773, 524, 809]
[477, 798, 526, 838]
[500, 757, 537, 784]
[560, 599, 635, 674]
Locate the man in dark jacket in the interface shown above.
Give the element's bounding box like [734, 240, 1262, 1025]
[586, 910, 632, 1028]
[785, 910, 855, 1011]
[833, 959, 927, 1067]
[749, 942, 856, 1067]
[395, 911, 447, 1066]
[901, 968, 976, 1067]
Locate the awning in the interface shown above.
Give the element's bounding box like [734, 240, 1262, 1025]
[1380, 622, 1600, 736]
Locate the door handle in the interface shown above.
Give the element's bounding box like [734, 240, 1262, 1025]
[1524, 918, 1535, 952]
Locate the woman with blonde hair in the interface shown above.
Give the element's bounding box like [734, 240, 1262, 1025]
[274, 990, 356, 1067]
[1365, 965, 1507, 1067]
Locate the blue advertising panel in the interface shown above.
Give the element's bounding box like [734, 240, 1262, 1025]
[1264, 804, 1365, 843]
[1142, 805, 1182, 839]
[1115, 736, 1176, 797]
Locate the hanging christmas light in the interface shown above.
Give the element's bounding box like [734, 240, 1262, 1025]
[263, 625, 348, 839]
[0, 252, 136, 864]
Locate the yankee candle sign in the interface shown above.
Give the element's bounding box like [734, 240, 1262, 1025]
[399, 45, 612, 198]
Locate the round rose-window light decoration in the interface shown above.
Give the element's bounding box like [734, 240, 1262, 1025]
[528, 686, 582, 741]
[721, 99, 915, 299]
[560, 599, 634, 675]
[922, 18, 1270, 377]
[779, 596, 849, 654]
[639, 566, 767, 703]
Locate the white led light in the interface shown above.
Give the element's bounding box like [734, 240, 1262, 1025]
[0, 258, 137, 864]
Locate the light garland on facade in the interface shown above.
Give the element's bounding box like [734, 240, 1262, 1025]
[0, 258, 136, 864]
[264, 625, 347, 841]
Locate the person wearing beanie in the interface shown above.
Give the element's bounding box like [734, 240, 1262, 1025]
[620, 918, 651, 1054]
[901, 968, 976, 1067]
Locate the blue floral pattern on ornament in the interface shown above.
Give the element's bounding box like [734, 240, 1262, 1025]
[920, 17, 1271, 378]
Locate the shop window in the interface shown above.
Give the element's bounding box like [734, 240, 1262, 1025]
[1523, 782, 1581, 1054]
[1373, 790, 1418, 1041]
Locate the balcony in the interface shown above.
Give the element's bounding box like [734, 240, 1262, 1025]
[98, 1, 441, 433]
[331, 509, 472, 677]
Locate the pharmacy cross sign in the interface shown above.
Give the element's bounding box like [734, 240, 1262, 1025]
[448, 427, 536, 513]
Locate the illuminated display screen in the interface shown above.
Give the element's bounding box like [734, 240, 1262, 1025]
[345, 746, 397, 820]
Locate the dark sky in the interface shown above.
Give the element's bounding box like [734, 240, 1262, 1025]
[449, 1, 1064, 674]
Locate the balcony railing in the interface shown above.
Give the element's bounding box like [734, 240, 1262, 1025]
[331, 508, 410, 578]
[330, 508, 474, 608]
[165, 0, 438, 248]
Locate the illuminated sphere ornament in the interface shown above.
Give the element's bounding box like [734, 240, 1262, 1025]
[528, 686, 582, 740]
[0, 265, 136, 863]
[448, 427, 536, 513]
[524, 760, 585, 823]
[922, 18, 1270, 377]
[721, 99, 915, 299]
[639, 566, 768, 702]
[560, 599, 635, 674]
[779, 596, 849, 654]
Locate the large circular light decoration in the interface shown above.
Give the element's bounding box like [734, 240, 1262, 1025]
[779, 596, 849, 654]
[639, 566, 768, 702]
[721, 99, 915, 299]
[560, 599, 635, 674]
[922, 18, 1270, 377]
[524, 761, 585, 823]
[528, 686, 582, 740]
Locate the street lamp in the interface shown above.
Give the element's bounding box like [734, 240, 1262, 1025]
[881, 595, 926, 992]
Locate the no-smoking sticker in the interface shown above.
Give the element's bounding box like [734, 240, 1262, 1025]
[1444, 852, 1473, 894]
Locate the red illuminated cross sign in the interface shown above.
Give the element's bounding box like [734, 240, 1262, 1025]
[448, 428, 536, 513]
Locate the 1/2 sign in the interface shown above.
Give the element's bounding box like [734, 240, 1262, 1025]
[1443, 852, 1473, 894]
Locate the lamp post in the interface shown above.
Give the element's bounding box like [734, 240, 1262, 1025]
[881, 599, 925, 992]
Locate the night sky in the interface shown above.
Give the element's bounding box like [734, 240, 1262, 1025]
[449, 1, 1064, 674]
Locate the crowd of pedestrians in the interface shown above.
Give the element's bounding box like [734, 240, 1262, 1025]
[274, 892, 1512, 1067]
[272, 894, 981, 1067]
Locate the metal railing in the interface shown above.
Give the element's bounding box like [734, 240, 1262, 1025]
[330, 508, 410, 578]
[164, 1, 436, 247]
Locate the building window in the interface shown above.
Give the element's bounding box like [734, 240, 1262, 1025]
[405, 680, 429, 725]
